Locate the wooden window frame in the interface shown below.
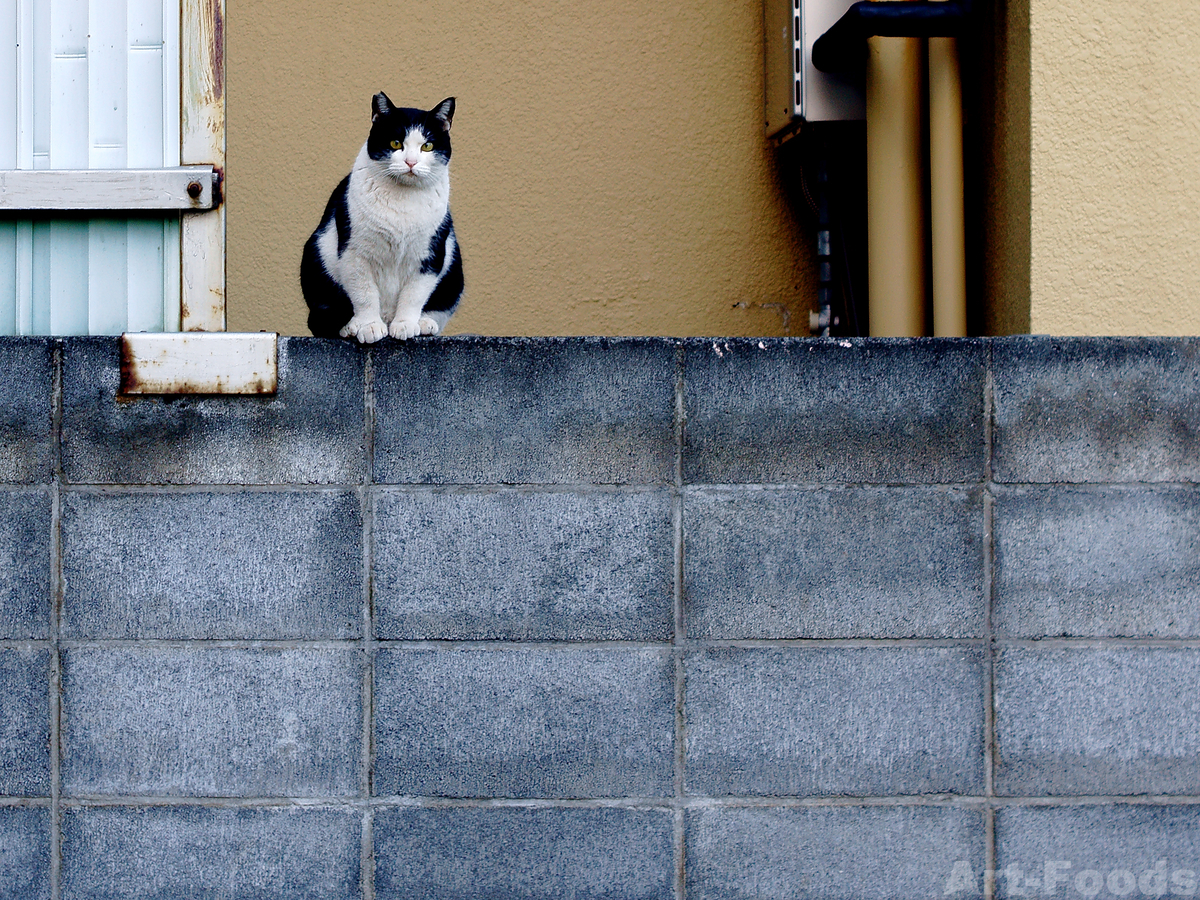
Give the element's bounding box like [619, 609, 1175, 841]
[0, 0, 227, 332]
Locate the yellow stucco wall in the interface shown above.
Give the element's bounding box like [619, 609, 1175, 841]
[1029, 0, 1200, 335]
[226, 0, 815, 337]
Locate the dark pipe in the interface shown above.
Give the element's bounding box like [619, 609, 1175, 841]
[812, 0, 974, 76]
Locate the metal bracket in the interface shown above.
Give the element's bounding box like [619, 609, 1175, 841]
[119, 332, 278, 395]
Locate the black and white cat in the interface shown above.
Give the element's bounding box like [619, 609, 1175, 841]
[301, 94, 463, 342]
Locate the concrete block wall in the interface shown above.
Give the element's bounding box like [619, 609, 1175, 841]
[1, 335, 1198, 900]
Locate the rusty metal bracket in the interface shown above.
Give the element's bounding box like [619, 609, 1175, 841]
[119, 332, 278, 395]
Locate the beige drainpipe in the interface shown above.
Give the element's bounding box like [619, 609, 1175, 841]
[928, 28, 967, 335]
[866, 27, 927, 337]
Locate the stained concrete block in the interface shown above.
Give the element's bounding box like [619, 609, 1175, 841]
[685, 647, 985, 797]
[684, 486, 984, 639]
[61, 337, 366, 485]
[373, 648, 674, 798]
[0, 650, 49, 797]
[992, 337, 1200, 484]
[61, 490, 362, 639]
[0, 339, 53, 485]
[374, 488, 673, 641]
[0, 491, 50, 640]
[995, 647, 1200, 796]
[0, 807, 50, 900]
[686, 805, 987, 900]
[61, 648, 363, 798]
[374, 806, 674, 900]
[372, 337, 677, 485]
[682, 338, 987, 484]
[994, 804, 1200, 900]
[60, 806, 360, 900]
[994, 487, 1200, 638]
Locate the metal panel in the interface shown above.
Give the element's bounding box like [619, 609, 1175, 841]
[119, 333, 279, 395]
[49, 219, 89, 334]
[88, 0, 126, 169]
[88, 218, 127, 333]
[3, 0, 190, 335]
[0, 224, 15, 334]
[126, 217, 165, 331]
[1, 1, 15, 332]
[1, 0, 17, 168]
[0, 167, 217, 209]
[180, 0, 225, 332]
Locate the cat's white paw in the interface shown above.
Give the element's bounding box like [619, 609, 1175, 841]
[418, 315, 440, 336]
[388, 317, 421, 340]
[340, 317, 388, 344]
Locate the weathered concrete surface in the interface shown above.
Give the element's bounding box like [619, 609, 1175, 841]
[374, 488, 673, 640]
[994, 486, 1200, 638]
[684, 647, 986, 797]
[992, 337, 1200, 483]
[61, 648, 363, 798]
[60, 806, 361, 900]
[373, 337, 677, 485]
[684, 486, 984, 639]
[374, 647, 674, 798]
[61, 338, 366, 484]
[374, 806, 674, 900]
[0, 807, 50, 900]
[61, 490, 362, 639]
[1, 335, 1197, 898]
[682, 338, 987, 484]
[994, 647, 1200, 796]
[0, 650, 50, 797]
[994, 804, 1200, 900]
[0, 491, 50, 640]
[686, 805, 987, 900]
[0, 340, 53, 485]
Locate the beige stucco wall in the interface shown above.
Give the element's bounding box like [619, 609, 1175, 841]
[1028, 0, 1200, 335]
[226, 0, 815, 337]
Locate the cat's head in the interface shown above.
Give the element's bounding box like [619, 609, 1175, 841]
[366, 93, 455, 184]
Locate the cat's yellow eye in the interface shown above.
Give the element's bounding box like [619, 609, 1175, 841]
[389, 139, 402, 150]
[421, 141, 434, 152]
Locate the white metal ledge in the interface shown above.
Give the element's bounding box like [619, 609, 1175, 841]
[120, 332, 278, 395]
[0, 166, 218, 211]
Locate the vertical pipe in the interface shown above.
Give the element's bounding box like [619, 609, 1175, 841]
[929, 34, 967, 336]
[866, 33, 926, 337]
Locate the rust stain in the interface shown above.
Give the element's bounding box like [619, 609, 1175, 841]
[118, 336, 138, 394]
[207, 0, 224, 103]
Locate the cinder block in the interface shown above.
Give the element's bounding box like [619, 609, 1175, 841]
[61, 648, 363, 798]
[995, 647, 1200, 796]
[374, 806, 674, 900]
[994, 487, 1200, 638]
[684, 486, 984, 639]
[374, 648, 674, 798]
[60, 805, 360, 900]
[682, 338, 987, 484]
[0, 807, 50, 900]
[61, 337, 366, 485]
[372, 337, 677, 485]
[992, 337, 1200, 483]
[374, 489, 673, 641]
[994, 804, 1200, 900]
[0, 491, 50, 640]
[0, 650, 50, 797]
[685, 647, 985, 797]
[686, 805, 987, 900]
[0, 339, 53, 485]
[61, 491, 362, 639]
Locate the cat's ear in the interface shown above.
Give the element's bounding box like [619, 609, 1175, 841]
[430, 97, 455, 132]
[372, 92, 393, 122]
